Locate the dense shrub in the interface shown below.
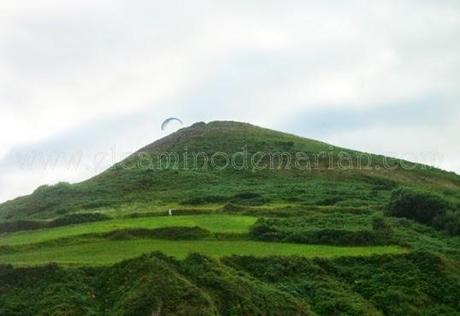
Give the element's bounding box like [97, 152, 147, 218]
[386, 187, 460, 235]
[224, 251, 460, 316]
[316, 196, 344, 206]
[48, 213, 110, 227]
[0, 220, 45, 233]
[0, 253, 312, 315]
[33, 182, 73, 195]
[250, 216, 394, 246]
[372, 216, 393, 236]
[0, 213, 110, 233]
[149, 226, 210, 240]
[231, 192, 270, 206]
[222, 202, 248, 212]
[386, 188, 448, 224]
[181, 195, 229, 205]
[251, 226, 392, 246]
[433, 210, 460, 235]
[180, 192, 270, 206]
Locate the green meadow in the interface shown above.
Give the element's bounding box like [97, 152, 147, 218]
[0, 213, 405, 266]
[0, 214, 256, 246]
[0, 239, 405, 266]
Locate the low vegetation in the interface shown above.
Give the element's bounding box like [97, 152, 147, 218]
[250, 213, 395, 246]
[1, 251, 459, 316]
[0, 213, 110, 234]
[224, 251, 460, 315]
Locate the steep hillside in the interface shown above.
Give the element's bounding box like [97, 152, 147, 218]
[1, 121, 459, 221]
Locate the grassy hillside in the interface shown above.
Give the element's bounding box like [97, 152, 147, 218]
[1, 121, 459, 221]
[0, 215, 256, 246]
[1, 121, 460, 315]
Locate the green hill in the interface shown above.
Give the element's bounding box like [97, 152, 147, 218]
[1, 121, 459, 221]
[1, 121, 460, 315]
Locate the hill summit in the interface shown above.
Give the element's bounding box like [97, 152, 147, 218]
[0, 121, 459, 221]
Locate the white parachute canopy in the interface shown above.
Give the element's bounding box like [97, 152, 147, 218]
[161, 117, 183, 131]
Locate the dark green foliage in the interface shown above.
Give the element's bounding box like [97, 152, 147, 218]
[222, 202, 247, 212]
[386, 188, 448, 224]
[319, 252, 460, 315]
[372, 216, 387, 230]
[252, 226, 392, 246]
[386, 187, 460, 235]
[0, 264, 99, 316]
[316, 196, 344, 206]
[0, 220, 44, 233]
[48, 213, 110, 228]
[148, 226, 210, 240]
[182, 195, 229, 205]
[0, 253, 314, 315]
[250, 214, 395, 246]
[223, 256, 381, 315]
[0, 213, 110, 233]
[433, 210, 460, 235]
[230, 192, 270, 206]
[11, 252, 456, 315]
[224, 252, 460, 316]
[372, 216, 393, 238]
[179, 254, 312, 315]
[96, 254, 218, 315]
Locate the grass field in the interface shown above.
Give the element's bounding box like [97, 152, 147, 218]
[0, 239, 406, 266]
[0, 213, 406, 266]
[0, 214, 257, 246]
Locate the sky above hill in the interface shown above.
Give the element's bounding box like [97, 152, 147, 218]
[0, 0, 459, 202]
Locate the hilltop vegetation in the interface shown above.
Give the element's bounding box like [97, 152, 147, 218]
[1, 121, 460, 315]
[1, 121, 459, 221]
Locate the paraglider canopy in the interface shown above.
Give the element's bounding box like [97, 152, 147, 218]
[161, 117, 183, 131]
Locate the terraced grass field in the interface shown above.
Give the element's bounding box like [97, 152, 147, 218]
[0, 214, 257, 246]
[0, 213, 406, 266]
[0, 239, 405, 266]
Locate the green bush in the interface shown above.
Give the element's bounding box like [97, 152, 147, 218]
[48, 213, 110, 227]
[386, 187, 460, 235]
[250, 217, 394, 246]
[433, 210, 460, 235]
[0, 213, 110, 233]
[181, 195, 229, 205]
[231, 192, 270, 206]
[386, 188, 448, 225]
[0, 220, 45, 233]
[223, 251, 460, 315]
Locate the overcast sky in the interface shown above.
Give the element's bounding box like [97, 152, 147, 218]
[0, 0, 459, 202]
